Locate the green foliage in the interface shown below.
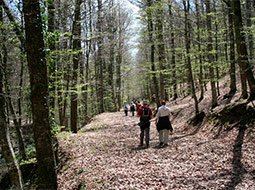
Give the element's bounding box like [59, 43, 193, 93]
[79, 181, 87, 190]
[57, 131, 72, 141]
[79, 123, 110, 133]
[20, 158, 37, 166]
[16, 144, 36, 165]
[51, 124, 65, 138]
[26, 144, 36, 159]
[104, 94, 115, 112]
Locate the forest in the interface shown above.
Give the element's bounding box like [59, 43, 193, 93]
[0, 0, 255, 189]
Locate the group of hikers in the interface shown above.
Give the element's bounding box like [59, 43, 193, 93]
[123, 99, 173, 149]
[123, 100, 141, 117]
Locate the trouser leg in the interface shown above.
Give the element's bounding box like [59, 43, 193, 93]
[140, 129, 144, 145]
[163, 129, 169, 144]
[159, 130, 164, 143]
[145, 127, 150, 146]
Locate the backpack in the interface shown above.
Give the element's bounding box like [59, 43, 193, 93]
[140, 107, 150, 121]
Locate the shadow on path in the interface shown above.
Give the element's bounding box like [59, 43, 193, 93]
[224, 126, 247, 190]
[171, 123, 203, 142]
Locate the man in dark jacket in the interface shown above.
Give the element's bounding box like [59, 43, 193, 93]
[155, 100, 173, 148]
[137, 100, 153, 148]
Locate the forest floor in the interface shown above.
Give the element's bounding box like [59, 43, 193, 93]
[57, 78, 255, 190]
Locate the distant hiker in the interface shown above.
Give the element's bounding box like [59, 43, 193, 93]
[137, 100, 153, 148]
[130, 102, 136, 116]
[123, 102, 129, 116]
[155, 100, 173, 148]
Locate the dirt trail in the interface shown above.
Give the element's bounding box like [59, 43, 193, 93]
[57, 108, 255, 189]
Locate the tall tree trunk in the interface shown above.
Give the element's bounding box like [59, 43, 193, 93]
[221, 3, 229, 65]
[232, 0, 255, 100]
[48, 0, 56, 121]
[107, 2, 117, 112]
[55, 2, 63, 127]
[246, 0, 253, 60]
[205, 0, 217, 108]
[97, 0, 104, 113]
[147, 0, 160, 108]
[195, 0, 204, 101]
[63, 58, 71, 128]
[233, 0, 248, 99]
[0, 7, 23, 190]
[116, 42, 122, 110]
[57, 60, 64, 126]
[116, 6, 123, 111]
[57, 41, 69, 127]
[226, 0, 236, 97]
[83, 1, 92, 122]
[82, 15, 90, 123]
[213, 0, 220, 96]
[183, 0, 199, 114]
[108, 33, 117, 111]
[168, 0, 177, 100]
[71, 0, 82, 133]
[57, 7, 71, 128]
[95, 53, 99, 113]
[200, 0, 208, 93]
[18, 58, 24, 128]
[22, 0, 58, 189]
[155, 0, 165, 100]
[18, 7, 25, 129]
[84, 48, 90, 120]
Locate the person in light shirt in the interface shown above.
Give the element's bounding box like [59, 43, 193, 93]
[155, 100, 173, 148]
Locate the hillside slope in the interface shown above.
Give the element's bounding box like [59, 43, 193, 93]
[57, 76, 255, 189]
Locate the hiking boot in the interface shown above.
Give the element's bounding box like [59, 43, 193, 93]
[159, 142, 163, 147]
[145, 144, 149, 148]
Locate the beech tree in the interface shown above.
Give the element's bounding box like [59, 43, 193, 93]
[225, 0, 236, 97]
[97, 0, 104, 113]
[22, 0, 57, 188]
[48, 0, 56, 119]
[71, 0, 82, 133]
[205, 0, 217, 108]
[232, 0, 255, 100]
[147, 0, 160, 107]
[155, 0, 166, 101]
[168, 0, 177, 100]
[195, 0, 204, 101]
[183, 0, 199, 114]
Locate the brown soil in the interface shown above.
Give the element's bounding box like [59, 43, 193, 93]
[57, 77, 255, 190]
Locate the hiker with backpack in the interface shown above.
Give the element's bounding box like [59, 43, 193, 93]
[123, 102, 129, 116]
[130, 102, 136, 116]
[155, 100, 173, 148]
[137, 100, 153, 148]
